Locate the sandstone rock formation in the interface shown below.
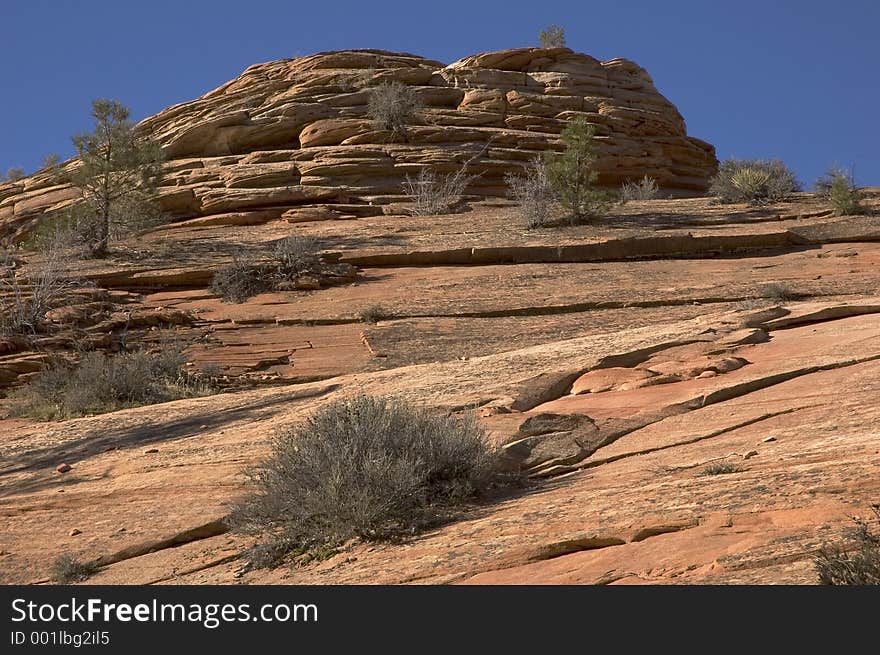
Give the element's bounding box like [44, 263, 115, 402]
[0, 47, 716, 244]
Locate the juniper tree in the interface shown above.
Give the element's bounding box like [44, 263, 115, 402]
[539, 25, 566, 48]
[544, 116, 613, 224]
[68, 99, 164, 257]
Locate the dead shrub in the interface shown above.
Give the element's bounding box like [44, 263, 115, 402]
[814, 505, 880, 585]
[358, 304, 392, 324]
[0, 255, 83, 337]
[505, 158, 556, 229]
[620, 175, 659, 202]
[4, 167, 25, 182]
[52, 554, 100, 584]
[367, 81, 421, 137]
[210, 256, 270, 304]
[759, 282, 798, 302]
[210, 237, 327, 303]
[402, 167, 476, 216]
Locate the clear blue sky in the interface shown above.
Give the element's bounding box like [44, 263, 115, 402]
[3, 0, 878, 185]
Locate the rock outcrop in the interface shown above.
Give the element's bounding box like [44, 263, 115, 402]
[0, 47, 716, 244]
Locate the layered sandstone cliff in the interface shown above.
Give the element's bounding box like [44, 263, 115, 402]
[0, 47, 716, 244]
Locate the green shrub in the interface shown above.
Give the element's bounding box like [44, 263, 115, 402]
[545, 116, 614, 225]
[8, 347, 216, 420]
[51, 554, 99, 584]
[230, 395, 506, 550]
[814, 506, 880, 585]
[539, 25, 566, 48]
[814, 167, 864, 216]
[709, 159, 800, 205]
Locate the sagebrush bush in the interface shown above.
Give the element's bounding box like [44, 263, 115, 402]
[52, 554, 100, 584]
[701, 462, 742, 476]
[506, 158, 556, 229]
[814, 506, 880, 585]
[211, 237, 325, 303]
[814, 167, 864, 216]
[210, 258, 268, 303]
[230, 395, 506, 550]
[359, 304, 391, 324]
[367, 81, 421, 137]
[8, 347, 216, 420]
[709, 159, 800, 205]
[620, 175, 659, 202]
[759, 282, 798, 301]
[273, 235, 321, 271]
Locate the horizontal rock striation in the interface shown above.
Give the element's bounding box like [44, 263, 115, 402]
[0, 47, 716, 244]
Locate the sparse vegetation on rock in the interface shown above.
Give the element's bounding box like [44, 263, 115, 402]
[814, 167, 864, 216]
[210, 236, 355, 303]
[402, 167, 475, 216]
[506, 158, 556, 228]
[230, 395, 507, 555]
[620, 175, 659, 202]
[709, 158, 800, 205]
[701, 462, 742, 476]
[545, 116, 614, 225]
[367, 81, 421, 138]
[0, 255, 83, 338]
[66, 99, 165, 258]
[759, 282, 798, 301]
[4, 167, 25, 182]
[41, 153, 61, 170]
[359, 304, 392, 324]
[51, 554, 100, 584]
[539, 25, 566, 48]
[814, 506, 880, 585]
[209, 256, 267, 303]
[8, 345, 216, 420]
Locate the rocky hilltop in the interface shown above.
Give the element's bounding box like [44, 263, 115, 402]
[0, 47, 716, 243]
[3, 46, 879, 588]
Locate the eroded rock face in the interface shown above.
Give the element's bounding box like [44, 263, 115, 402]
[0, 47, 716, 244]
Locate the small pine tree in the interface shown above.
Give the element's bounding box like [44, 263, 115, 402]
[539, 25, 566, 48]
[544, 116, 613, 224]
[68, 99, 164, 257]
[815, 166, 863, 216]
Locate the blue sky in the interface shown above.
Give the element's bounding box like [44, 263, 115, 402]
[3, 0, 878, 185]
